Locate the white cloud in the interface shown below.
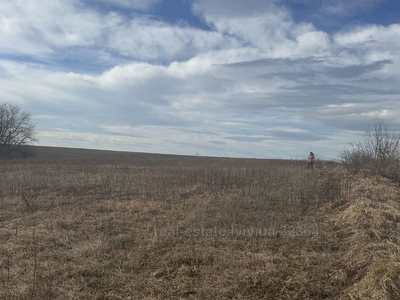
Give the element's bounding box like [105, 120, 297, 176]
[0, 0, 237, 62]
[94, 0, 159, 10]
[321, 0, 383, 16]
[107, 18, 239, 61]
[0, 1, 108, 54]
[193, 0, 277, 19]
[193, 0, 331, 59]
[335, 24, 400, 49]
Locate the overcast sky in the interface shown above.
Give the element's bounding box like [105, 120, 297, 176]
[1, 0, 399, 159]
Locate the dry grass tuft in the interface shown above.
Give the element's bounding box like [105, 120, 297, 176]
[326, 175, 400, 300]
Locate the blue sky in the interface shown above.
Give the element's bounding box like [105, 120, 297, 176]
[0, 0, 399, 159]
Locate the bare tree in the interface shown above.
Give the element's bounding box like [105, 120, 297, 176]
[0, 103, 35, 154]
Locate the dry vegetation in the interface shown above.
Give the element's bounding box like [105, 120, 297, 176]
[0, 153, 399, 299]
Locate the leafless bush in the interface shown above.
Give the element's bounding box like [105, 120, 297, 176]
[341, 124, 400, 181]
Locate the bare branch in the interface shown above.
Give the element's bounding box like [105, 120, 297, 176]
[0, 103, 36, 156]
[341, 123, 400, 181]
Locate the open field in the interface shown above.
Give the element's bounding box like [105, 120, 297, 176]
[1, 148, 400, 299]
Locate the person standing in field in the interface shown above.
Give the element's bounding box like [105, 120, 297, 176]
[308, 152, 315, 169]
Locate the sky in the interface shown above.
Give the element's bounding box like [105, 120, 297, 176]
[0, 0, 399, 159]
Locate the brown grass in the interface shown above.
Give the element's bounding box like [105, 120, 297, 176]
[0, 155, 399, 299]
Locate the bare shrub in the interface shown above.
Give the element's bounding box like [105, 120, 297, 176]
[341, 124, 400, 181]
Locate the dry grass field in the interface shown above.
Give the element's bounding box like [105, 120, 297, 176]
[1, 148, 399, 299]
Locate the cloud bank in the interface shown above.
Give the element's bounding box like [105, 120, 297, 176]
[0, 0, 399, 158]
